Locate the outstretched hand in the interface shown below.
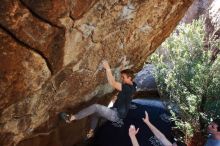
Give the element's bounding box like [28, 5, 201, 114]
[142, 111, 150, 124]
[119, 56, 127, 70]
[102, 60, 110, 70]
[129, 125, 139, 137]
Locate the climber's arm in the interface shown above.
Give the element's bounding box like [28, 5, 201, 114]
[102, 60, 122, 91]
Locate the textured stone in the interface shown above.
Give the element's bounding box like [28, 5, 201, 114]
[0, 0, 194, 145]
[205, 0, 220, 61]
[205, 0, 220, 38]
[0, 27, 51, 113]
[0, 28, 51, 145]
[70, 0, 98, 20]
[134, 64, 157, 91]
[0, 0, 65, 73]
[20, 0, 69, 26]
[181, 0, 220, 61]
[182, 0, 214, 23]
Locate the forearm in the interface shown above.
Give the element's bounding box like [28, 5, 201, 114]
[145, 122, 172, 146]
[129, 136, 140, 146]
[103, 61, 121, 90]
[105, 69, 116, 86]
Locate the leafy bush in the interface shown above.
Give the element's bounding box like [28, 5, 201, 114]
[150, 18, 220, 143]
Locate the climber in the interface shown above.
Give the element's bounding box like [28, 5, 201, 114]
[62, 60, 137, 139]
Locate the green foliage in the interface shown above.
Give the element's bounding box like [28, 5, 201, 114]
[150, 18, 220, 142]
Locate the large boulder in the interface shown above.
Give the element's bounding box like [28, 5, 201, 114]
[134, 64, 159, 98]
[0, 0, 194, 145]
[205, 0, 220, 39]
[205, 0, 220, 60]
[180, 0, 220, 41]
[181, 0, 220, 40]
[135, 64, 157, 91]
[181, 0, 214, 23]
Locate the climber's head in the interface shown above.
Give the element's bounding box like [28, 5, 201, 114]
[120, 69, 134, 84]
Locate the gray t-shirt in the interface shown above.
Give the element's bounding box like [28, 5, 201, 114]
[205, 138, 220, 146]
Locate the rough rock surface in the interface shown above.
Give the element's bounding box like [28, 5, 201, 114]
[205, 0, 220, 60]
[205, 0, 220, 38]
[181, 0, 219, 40]
[134, 64, 157, 91]
[181, 0, 213, 23]
[0, 0, 194, 145]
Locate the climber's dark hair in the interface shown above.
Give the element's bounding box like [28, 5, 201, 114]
[120, 69, 134, 79]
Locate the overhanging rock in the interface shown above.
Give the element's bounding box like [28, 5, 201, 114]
[0, 0, 194, 145]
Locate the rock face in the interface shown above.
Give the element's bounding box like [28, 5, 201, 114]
[134, 64, 157, 91]
[205, 0, 220, 60]
[205, 0, 220, 39]
[181, 0, 220, 39]
[0, 0, 194, 146]
[181, 0, 220, 60]
[181, 0, 214, 23]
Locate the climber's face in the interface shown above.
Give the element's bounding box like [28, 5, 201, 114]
[121, 73, 132, 84]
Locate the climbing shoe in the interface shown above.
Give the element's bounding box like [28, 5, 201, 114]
[59, 112, 71, 123]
